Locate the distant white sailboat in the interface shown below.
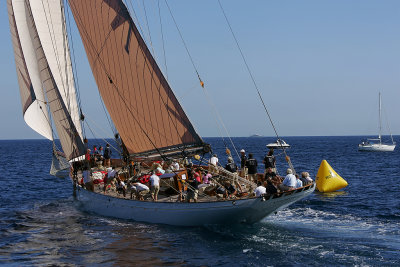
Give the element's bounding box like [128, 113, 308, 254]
[358, 93, 396, 152]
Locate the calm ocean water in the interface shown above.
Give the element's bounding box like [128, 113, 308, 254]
[0, 136, 399, 266]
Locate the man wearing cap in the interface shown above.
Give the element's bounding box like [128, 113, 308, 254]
[279, 168, 296, 191]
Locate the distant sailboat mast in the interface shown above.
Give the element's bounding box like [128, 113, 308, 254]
[358, 92, 396, 152]
[378, 92, 382, 144]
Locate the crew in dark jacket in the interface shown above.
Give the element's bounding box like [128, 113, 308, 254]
[246, 153, 258, 182]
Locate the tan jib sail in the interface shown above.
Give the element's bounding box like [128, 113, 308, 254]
[7, 0, 53, 140]
[25, 1, 85, 161]
[68, 0, 204, 157]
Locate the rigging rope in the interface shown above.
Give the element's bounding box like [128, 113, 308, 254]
[84, 115, 118, 148]
[41, 0, 70, 109]
[83, 118, 121, 160]
[217, 0, 296, 174]
[164, 0, 204, 87]
[37, 98, 68, 169]
[382, 106, 395, 144]
[126, 1, 228, 158]
[126, 0, 163, 69]
[60, 1, 71, 111]
[141, 0, 156, 57]
[67, 4, 176, 161]
[201, 86, 241, 162]
[60, 0, 86, 156]
[38, 101, 60, 152]
[83, 120, 99, 144]
[68, 1, 117, 139]
[163, 1, 241, 162]
[126, 0, 148, 47]
[157, 0, 168, 80]
[196, 157, 257, 197]
[123, 0, 196, 153]
[34, 1, 82, 158]
[65, 0, 86, 138]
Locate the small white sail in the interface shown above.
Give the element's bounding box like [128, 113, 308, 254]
[50, 146, 71, 176]
[8, 0, 53, 140]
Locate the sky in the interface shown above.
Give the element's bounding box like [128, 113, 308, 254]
[1, 0, 400, 140]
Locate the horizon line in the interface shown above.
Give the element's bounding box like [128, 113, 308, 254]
[0, 134, 396, 141]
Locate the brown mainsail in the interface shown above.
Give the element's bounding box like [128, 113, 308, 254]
[68, 0, 204, 157]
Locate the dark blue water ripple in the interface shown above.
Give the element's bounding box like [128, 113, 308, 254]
[0, 137, 399, 266]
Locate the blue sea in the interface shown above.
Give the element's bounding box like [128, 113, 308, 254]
[0, 136, 399, 266]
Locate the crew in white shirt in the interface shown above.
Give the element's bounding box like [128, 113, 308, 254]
[209, 154, 219, 174]
[254, 181, 266, 197]
[131, 182, 150, 200]
[149, 171, 160, 201]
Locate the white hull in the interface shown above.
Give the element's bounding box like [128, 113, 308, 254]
[267, 139, 290, 149]
[358, 144, 395, 152]
[267, 144, 290, 149]
[75, 184, 315, 226]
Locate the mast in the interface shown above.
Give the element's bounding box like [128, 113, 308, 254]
[378, 92, 382, 144]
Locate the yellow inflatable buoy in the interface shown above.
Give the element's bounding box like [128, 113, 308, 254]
[316, 160, 348, 192]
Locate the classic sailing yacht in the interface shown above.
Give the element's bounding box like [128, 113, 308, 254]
[8, 0, 315, 226]
[358, 93, 396, 152]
